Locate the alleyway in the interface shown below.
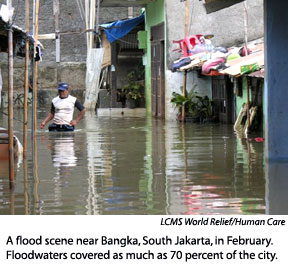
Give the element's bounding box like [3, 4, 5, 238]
[0, 109, 269, 215]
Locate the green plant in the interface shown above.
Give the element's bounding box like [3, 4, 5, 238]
[171, 85, 199, 117]
[171, 85, 213, 121]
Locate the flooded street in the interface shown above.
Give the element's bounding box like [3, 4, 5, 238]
[0, 109, 267, 215]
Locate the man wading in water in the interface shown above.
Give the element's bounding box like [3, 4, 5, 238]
[40, 82, 86, 132]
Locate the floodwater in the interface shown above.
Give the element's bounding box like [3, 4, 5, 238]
[0, 109, 285, 215]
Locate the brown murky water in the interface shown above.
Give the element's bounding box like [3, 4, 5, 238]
[0, 109, 269, 214]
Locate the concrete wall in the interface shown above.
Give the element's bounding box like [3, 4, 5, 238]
[163, 0, 264, 121]
[166, 71, 212, 120]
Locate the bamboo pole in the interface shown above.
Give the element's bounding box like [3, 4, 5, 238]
[23, 157, 29, 214]
[7, 0, 15, 184]
[182, 0, 189, 123]
[23, 0, 29, 155]
[32, 0, 40, 210]
[185, 0, 189, 36]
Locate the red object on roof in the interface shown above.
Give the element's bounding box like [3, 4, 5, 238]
[173, 35, 203, 57]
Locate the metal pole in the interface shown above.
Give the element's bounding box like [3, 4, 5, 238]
[7, 0, 15, 184]
[23, 0, 30, 155]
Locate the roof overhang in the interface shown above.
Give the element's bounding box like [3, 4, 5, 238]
[201, 0, 244, 14]
[100, 0, 153, 7]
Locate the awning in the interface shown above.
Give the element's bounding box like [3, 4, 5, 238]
[220, 44, 264, 76]
[101, 13, 145, 43]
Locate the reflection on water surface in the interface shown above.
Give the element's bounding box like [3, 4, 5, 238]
[0, 110, 278, 215]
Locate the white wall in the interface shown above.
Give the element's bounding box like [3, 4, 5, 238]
[165, 70, 212, 121]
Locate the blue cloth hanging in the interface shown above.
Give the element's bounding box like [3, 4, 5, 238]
[101, 13, 145, 43]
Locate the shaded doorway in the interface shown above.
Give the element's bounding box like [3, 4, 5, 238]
[212, 76, 234, 124]
[151, 23, 165, 118]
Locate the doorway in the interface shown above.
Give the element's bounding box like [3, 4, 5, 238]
[151, 23, 165, 118]
[212, 76, 234, 124]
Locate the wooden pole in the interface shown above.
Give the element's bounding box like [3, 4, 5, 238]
[23, 158, 29, 214]
[182, 71, 187, 122]
[23, 0, 29, 155]
[185, 0, 189, 36]
[7, 0, 15, 184]
[182, 0, 189, 123]
[32, 0, 39, 140]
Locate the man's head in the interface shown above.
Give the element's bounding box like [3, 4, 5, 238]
[58, 82, 69, 98]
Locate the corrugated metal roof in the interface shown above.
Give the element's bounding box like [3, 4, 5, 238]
[220, 51, 264, 76]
